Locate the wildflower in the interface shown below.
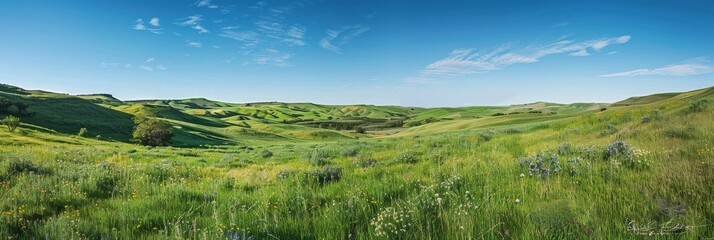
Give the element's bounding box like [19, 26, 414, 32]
[515, 199, 520, 203]
[519, 173, 525, 178]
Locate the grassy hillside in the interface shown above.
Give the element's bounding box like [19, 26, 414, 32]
[0, 85, 134, 141]
[0, 85, 712, 239]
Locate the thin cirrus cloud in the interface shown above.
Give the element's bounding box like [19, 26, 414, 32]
[101, 59, 166, 72]
[176, 15, 209, 33]
[319, 25, 370, 54]
[188, 41, 203, 48]
[219, 30, 261, 48]
[133, 18, 162, 34]
[137, 66, 154, 72]
[249, 48, 293, 67]
[421, 35, 631, 76]
[601, 58, 713, 77]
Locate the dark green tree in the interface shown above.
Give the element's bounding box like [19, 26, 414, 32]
[132, 117, 173, 146]
[14, 102, 28, 114]
[0, 98, 11, 112]
[355, 126, 366, 134]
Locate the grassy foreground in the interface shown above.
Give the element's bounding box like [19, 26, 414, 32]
[1, 85, 713, 239]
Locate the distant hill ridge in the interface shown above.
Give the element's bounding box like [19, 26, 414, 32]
[1, 82, 712, 147]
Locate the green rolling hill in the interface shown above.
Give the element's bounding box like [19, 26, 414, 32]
[1, 83, 712, 147]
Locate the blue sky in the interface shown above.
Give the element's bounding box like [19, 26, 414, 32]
[1, 0, 713, 107]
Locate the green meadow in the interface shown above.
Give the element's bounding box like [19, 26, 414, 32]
[1, 83, 713, 239]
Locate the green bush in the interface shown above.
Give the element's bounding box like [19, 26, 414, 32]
[306, 166, 342, 185]
[132, 118, 173, 146]
[307, 149, 332, 166]
[603, 141, 632, 160]
[1, 115, 20, 132]
[478, 130, 495, 141]
[688, 98, 709, 113]
[393, 151, 419, 164]
[261, 150, 273, 158]
[663, 124, 698, 139]
[77, 127, 88, 137]
[341, 147, 358, 157]
[355, 155, 377, 168]
[276, 169, 296, 180]
[4, 158, 51, 177]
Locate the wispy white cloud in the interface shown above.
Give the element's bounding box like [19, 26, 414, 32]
[195, 0, 218, 8]
[102, 59, 165, 72]
[569, 49, 590, 57]
[319, 25, 370, 54]
[220, 30, 260, 48]
[282, 25, 306, 46]
[195, 0, 210, 7]
[248, 48, 293, 67]
[176, 15, 209, 33]
[601, 58, 713, 77]
[101, 62, 121, 68]
[188, 41, 203, 48]
[256, 20, 284, 36]
[133, 18, 162, 34]
[138, 66, 154, 72]
[421, 35, 631, 76]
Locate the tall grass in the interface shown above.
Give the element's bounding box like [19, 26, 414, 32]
[1, 99, 713, 239]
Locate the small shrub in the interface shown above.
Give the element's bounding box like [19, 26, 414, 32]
[519, 153, 561, 179]
[341, 147, 358, 157]
[502, 128, 524, 134]
[355, 155, 377, 168]
[478, 130, 495, 142]
[306, 166, 342, 185]
[557, 143, 573, 155]
[221, 178, 235, 189]
[1, 115, 20, 132]
[393, 151, 419, 164]
[371, 206, 414, 239]
[355, 126, 366, 134]
[641, 115, 651, 123]
[78, 127, 88, 137]
[663, 124, 698, 139]
[600, 107, 607, 111]
[146, 164, 173, 183]
[5, 158, 50, 176]
[650, 108, 664, 120]
[688, 99, 709, 113]
[307, 149, 332, 166]
[603, 141, 632, 161]
[261, 150, 273, 158]
[276, 169, 296, 180]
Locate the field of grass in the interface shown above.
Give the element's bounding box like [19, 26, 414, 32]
[1, 83, 713, 239]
